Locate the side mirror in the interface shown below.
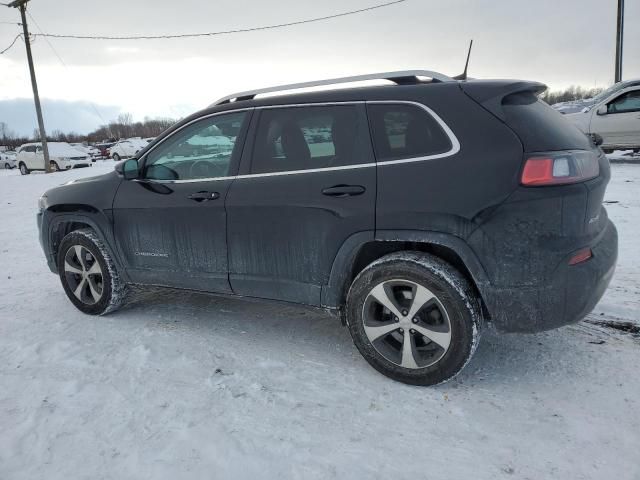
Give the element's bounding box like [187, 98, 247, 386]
[596, 105, 608, 116]
[591, 133, 604, 147]
[115, 158, 140, 180]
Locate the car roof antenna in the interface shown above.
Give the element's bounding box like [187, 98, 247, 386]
[454, 40, 473, 80]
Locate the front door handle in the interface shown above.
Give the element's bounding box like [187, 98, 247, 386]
[321, 185, 366, 197]
[188, 191, 220, 202]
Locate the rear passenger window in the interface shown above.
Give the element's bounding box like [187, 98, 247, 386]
[250, 105, 362, 174]
[368, 104, 452, 161]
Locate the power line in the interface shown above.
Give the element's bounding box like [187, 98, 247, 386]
[30, 0, 407, 40]
[0, 32, 21, 54]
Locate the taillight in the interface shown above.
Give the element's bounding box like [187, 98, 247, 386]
[521, 151, 599, 186]
[568, 247, 592, 266]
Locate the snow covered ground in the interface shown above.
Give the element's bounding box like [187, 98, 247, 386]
[0, 162, 638, 480]
[607, 150, 640, 163]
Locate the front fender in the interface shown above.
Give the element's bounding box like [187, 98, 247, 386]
[41, 211, 128, 282]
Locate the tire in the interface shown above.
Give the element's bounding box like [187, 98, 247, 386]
[4, 162, 10, 170]
[57, 228, 128, 315]
[50, 161, 60, 172]
[112, 153, 120, 162]
[346, 251, 482, 386]
[19, 162, 30, 175]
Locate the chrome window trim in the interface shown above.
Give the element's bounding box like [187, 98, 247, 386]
[141, 101, 460, 184]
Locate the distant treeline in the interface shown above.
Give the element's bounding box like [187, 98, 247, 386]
[539, 85, 604, 105]
[0, 113, 178, 149]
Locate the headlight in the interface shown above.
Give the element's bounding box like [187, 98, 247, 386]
[38, 195, 48, 212]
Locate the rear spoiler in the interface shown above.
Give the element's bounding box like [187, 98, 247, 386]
[460, 80, 547, 121]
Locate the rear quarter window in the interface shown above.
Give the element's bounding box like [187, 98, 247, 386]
[503, 92, 592, 151]
[367, 103, 452, 161]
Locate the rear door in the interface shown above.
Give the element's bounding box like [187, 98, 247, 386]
[112, 110, 251, 293]
[591, 88, 640, 147]
[226, 103, 375, 305]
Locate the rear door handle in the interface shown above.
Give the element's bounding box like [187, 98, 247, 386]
[321, 185, 366, 197]
[187, 191, 220, 202]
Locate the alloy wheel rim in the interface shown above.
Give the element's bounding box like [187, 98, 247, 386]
[63, 245, 104, 305]
[362, 279, 452, 369]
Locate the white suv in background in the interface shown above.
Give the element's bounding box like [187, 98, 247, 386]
[109, 138, 148, 161]
[16, 142, 93, 175]
[565, 85, 640, 152]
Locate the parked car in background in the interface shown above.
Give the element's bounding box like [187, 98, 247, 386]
[16, 142, 92, 174]
[1, 150, 17, 169]
[94, 142, 115, 159]
[565, 84, 640, 152]
[109, 138, 148, 161]
[552, 78, 640, 114]
[143, 137, 156, 144]
[70, 143, 101, 161]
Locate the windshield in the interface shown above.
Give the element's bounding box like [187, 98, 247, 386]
[591, 82, 633, 103]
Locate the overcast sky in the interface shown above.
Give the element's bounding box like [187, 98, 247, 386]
[0, 0, 639, 136]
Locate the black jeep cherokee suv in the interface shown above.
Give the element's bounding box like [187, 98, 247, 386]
[37, 71, 617, 385]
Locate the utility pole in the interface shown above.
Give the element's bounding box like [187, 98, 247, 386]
[7, 0, 51, 172]
[614, 0, 624, 83]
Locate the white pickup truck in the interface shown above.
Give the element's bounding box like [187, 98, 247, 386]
[565, 84, 640, 152]
[16, 142, 93, 175]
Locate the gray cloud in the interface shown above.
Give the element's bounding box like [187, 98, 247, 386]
[0, 98, 121, 136]
[1, 0, 638, 135]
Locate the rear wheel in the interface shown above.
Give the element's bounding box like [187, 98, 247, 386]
[346, 251, 482, 386]
[19, 162, 30, 175]
[112, 153, 120, 162]
[4, 162, 10, 170]
[57, 228, 128, 315]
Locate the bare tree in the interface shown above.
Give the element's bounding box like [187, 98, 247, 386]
[540, 85, 604, 105]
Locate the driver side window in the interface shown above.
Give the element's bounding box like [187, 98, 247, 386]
[144, 111, 247, 181]
[607, 90, 640, 114]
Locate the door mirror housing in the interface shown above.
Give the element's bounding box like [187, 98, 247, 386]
[596, 105, 608, 116]
[591, 133, 604, 147]
[115, 158, 140, 180]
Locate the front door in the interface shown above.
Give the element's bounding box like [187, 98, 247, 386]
[112, 110, 251, 293]
[20, 145, 36, 169]
[226, 103, 376, 305]
[592, 88, 640, 147]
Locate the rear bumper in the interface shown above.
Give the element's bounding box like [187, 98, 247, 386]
[483, 219, 617, 333]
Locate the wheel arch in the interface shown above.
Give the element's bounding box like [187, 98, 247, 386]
[45, 212, 127, 280]
[321, 230, 492, 319]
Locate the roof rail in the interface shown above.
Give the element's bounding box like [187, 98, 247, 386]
[212, 70, 455, 106]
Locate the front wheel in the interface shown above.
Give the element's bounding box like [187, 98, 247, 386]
[112, 153, 120, 162]
[4, 162, 11, 170]
[50, 161, 60, 172]
[346, 252, 482, 386]
[57, 228, 128, 315]
[19, 163, 30, 175]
